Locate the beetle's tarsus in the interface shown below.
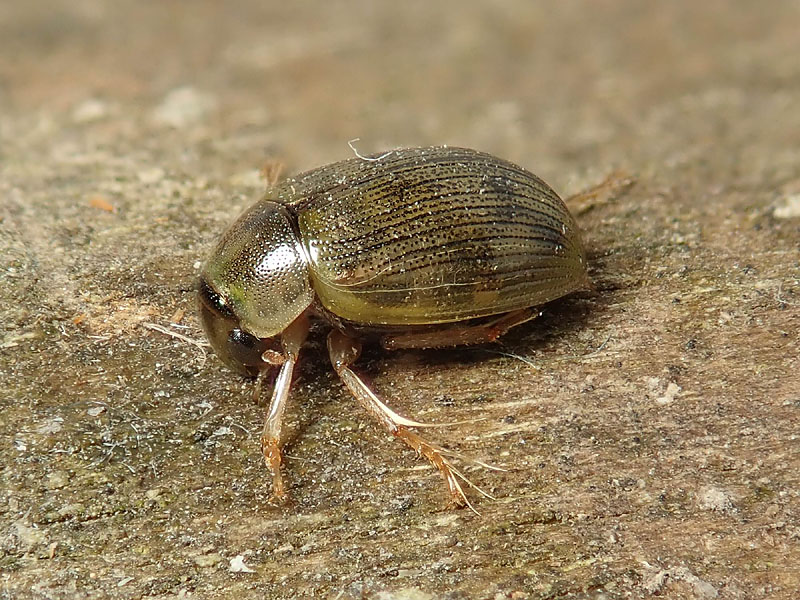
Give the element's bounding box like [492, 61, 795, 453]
[437, 446, 507, 472]
[395, 426, 484, 514]
[268, 490, 288, 504]
[448, 463, 496, 500]
[261, 436, 287, 501]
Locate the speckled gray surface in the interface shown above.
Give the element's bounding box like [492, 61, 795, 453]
[1, 2, 799, 599]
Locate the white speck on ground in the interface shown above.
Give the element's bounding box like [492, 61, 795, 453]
[229, 555, 256, 573]
[644, 565, 719, 598]
[656, 382, 682, 405]
[698, 486, 735, 513]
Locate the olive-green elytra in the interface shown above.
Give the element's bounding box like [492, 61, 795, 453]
[198, 146, 590, 510]
[285, 146, 588, 326]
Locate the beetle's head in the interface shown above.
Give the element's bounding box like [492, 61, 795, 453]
[198, 200, 314, 376]
[198, 278, 284, 376]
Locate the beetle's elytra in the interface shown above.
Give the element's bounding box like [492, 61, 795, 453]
[199, 146, 589, 509]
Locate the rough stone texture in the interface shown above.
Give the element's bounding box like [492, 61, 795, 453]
[1, 1, 798, 599]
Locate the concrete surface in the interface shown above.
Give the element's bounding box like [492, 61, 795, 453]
[1, 1, 798, 599]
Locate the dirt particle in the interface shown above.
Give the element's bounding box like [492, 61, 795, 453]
[697, 486, 735, 513]
[45, 471, 69, 490]
[194, 553, 223, 568]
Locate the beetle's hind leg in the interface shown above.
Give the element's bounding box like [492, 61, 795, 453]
[327, 329, 492, 511]
[381, 308, 538, 351]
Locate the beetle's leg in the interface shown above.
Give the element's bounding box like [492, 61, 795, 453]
[259, 315, 309, 502]
[328, 329, 486, 511]
[381, 308, 537, 351]
[259, 358, 294, 501]
[565, 171, 636, 216]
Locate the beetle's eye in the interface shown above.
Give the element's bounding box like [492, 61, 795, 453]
[227, 328, 272, 369]
[198, 278, 235, 319]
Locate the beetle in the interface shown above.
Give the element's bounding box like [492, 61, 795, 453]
[198, 146, 590, 509]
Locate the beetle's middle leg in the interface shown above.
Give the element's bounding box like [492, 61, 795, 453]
[381, 308, 538, 350]
[327, 329, 489, 511]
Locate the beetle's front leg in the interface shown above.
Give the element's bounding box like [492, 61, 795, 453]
[259, 357, 295, 501]
[259, 315, 309, 502]
[327, 329, 483, 511]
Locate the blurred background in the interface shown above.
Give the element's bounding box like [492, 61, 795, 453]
[4, 1, 797, 188]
